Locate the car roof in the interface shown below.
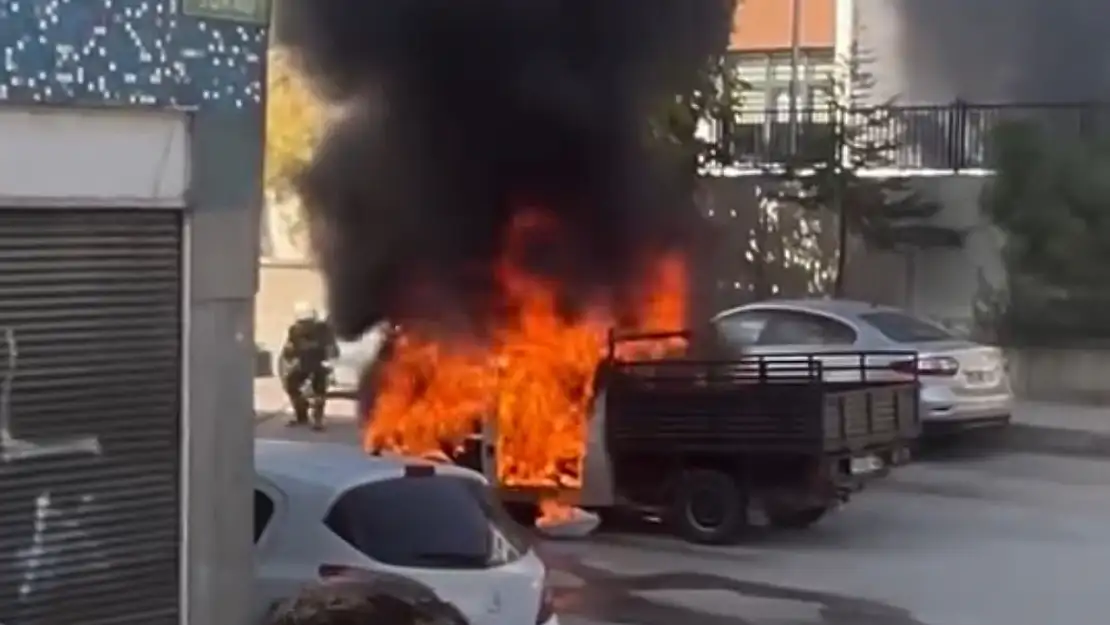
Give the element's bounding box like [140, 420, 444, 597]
[712, 298, 902, 321]
[255, 439, 481, 497]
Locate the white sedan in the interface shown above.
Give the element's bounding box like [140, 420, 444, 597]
[711, 298, 1013, 434]
[254, 439, 560, 625]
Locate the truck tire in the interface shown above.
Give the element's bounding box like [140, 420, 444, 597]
[503, 501, 539, 526]
[666, 469, 748, 545]
[766, 505, 829, 530]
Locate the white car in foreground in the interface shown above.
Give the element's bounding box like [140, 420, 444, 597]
[254, 439, 559, 625]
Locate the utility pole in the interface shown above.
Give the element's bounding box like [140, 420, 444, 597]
[787, 0, 802, 156]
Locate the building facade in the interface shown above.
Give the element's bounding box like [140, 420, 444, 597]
[716, 0, 1110, 337]
[729, 0, 842, 111]
[0, 2, 268, 625]
[721, 0, 855, 166]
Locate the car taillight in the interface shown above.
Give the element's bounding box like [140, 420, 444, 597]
[890, 356, 959, 377]
[536, 573, 556, 624]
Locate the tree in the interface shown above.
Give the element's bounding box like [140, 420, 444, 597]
[979, 119, 1110, 344]
[769, 46, 964, 296]
[654, 53, 748, 182]
[265, 50, 325, 199]
[659, 51, 840, 308]
[647, 48, 751, 319]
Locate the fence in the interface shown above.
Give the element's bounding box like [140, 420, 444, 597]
[715, 101, 1110, 171]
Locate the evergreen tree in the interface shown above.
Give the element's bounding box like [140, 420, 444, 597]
[769, 46, 963, 296]
[656, 53, 748, 181]
[980, 119, 1110, 344]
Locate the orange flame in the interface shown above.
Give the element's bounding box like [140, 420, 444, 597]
[363, 211, 688, 490]
[536, 499, 579, 529]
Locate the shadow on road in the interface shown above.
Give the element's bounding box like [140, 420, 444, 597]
[543, 550, 927, 625]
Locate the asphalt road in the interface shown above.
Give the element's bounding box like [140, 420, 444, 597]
[545, 449, 1110, 625]
[256, 408, 1110, 625]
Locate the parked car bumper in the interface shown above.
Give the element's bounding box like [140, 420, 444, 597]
[921, 387, 1012, 435]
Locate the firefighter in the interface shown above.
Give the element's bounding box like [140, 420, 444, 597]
[280, 302, 338, 431]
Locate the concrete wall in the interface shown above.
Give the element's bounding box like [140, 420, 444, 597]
[897, 176, 1004, 325]
[1007, 347, 1110, 404]
[1, 3, 269, 624]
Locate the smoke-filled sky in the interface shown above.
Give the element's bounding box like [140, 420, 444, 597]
[278, 0, 733, 339]
[857, 0, 1110, 104]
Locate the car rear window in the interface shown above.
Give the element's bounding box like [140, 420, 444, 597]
[324, 474, 530, 569]
[860, 311, 953, 343]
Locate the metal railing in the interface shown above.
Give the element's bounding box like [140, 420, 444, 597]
[713, 102, 1110, 172]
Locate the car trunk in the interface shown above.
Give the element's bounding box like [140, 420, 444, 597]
[916, 341, 1007, 394]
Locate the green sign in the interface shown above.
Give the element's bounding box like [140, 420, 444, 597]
[182, 0, 271, 24]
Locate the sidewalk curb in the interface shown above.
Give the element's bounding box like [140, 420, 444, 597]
[992, 423, 1110, 459]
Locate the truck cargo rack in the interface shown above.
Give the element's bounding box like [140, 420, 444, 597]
[601, 329, 921, 456]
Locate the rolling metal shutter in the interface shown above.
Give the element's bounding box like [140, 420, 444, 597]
[0, 209, 183, 625]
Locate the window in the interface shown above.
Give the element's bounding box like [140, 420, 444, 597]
[757, 310, 858, 346]
[324, 475, 530, 569]
[255, 489, 275, 543]
[860, 311, 953, 343]
[715, 311, 771, 347]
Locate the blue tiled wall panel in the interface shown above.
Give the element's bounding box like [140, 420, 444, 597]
[0, 0, 267, 110]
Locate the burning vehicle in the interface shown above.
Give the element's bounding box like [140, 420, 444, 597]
[356, 303, 921, 545]
[280, 0, 920, 544]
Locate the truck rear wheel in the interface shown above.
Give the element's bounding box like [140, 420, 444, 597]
[666, 469, 748, 544]
[765, 505, 829, 530]
[503, 501, 539, 526]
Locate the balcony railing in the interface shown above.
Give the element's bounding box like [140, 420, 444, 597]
[714, 102, 1110, 172]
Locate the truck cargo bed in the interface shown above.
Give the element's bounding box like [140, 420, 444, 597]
[601, 336, 920, 456]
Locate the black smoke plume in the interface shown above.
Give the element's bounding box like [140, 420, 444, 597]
[855, 0, 1110, 104]
[281, 0, 735, 339]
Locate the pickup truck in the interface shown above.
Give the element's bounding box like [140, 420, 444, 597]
[363, 324, 921, 544]
[582, 328, 919, 542]
[484, 327, 920, 544]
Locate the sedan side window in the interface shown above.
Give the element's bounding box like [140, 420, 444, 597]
[758, 311, 857, 346]
[714, 312, 770, 348]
